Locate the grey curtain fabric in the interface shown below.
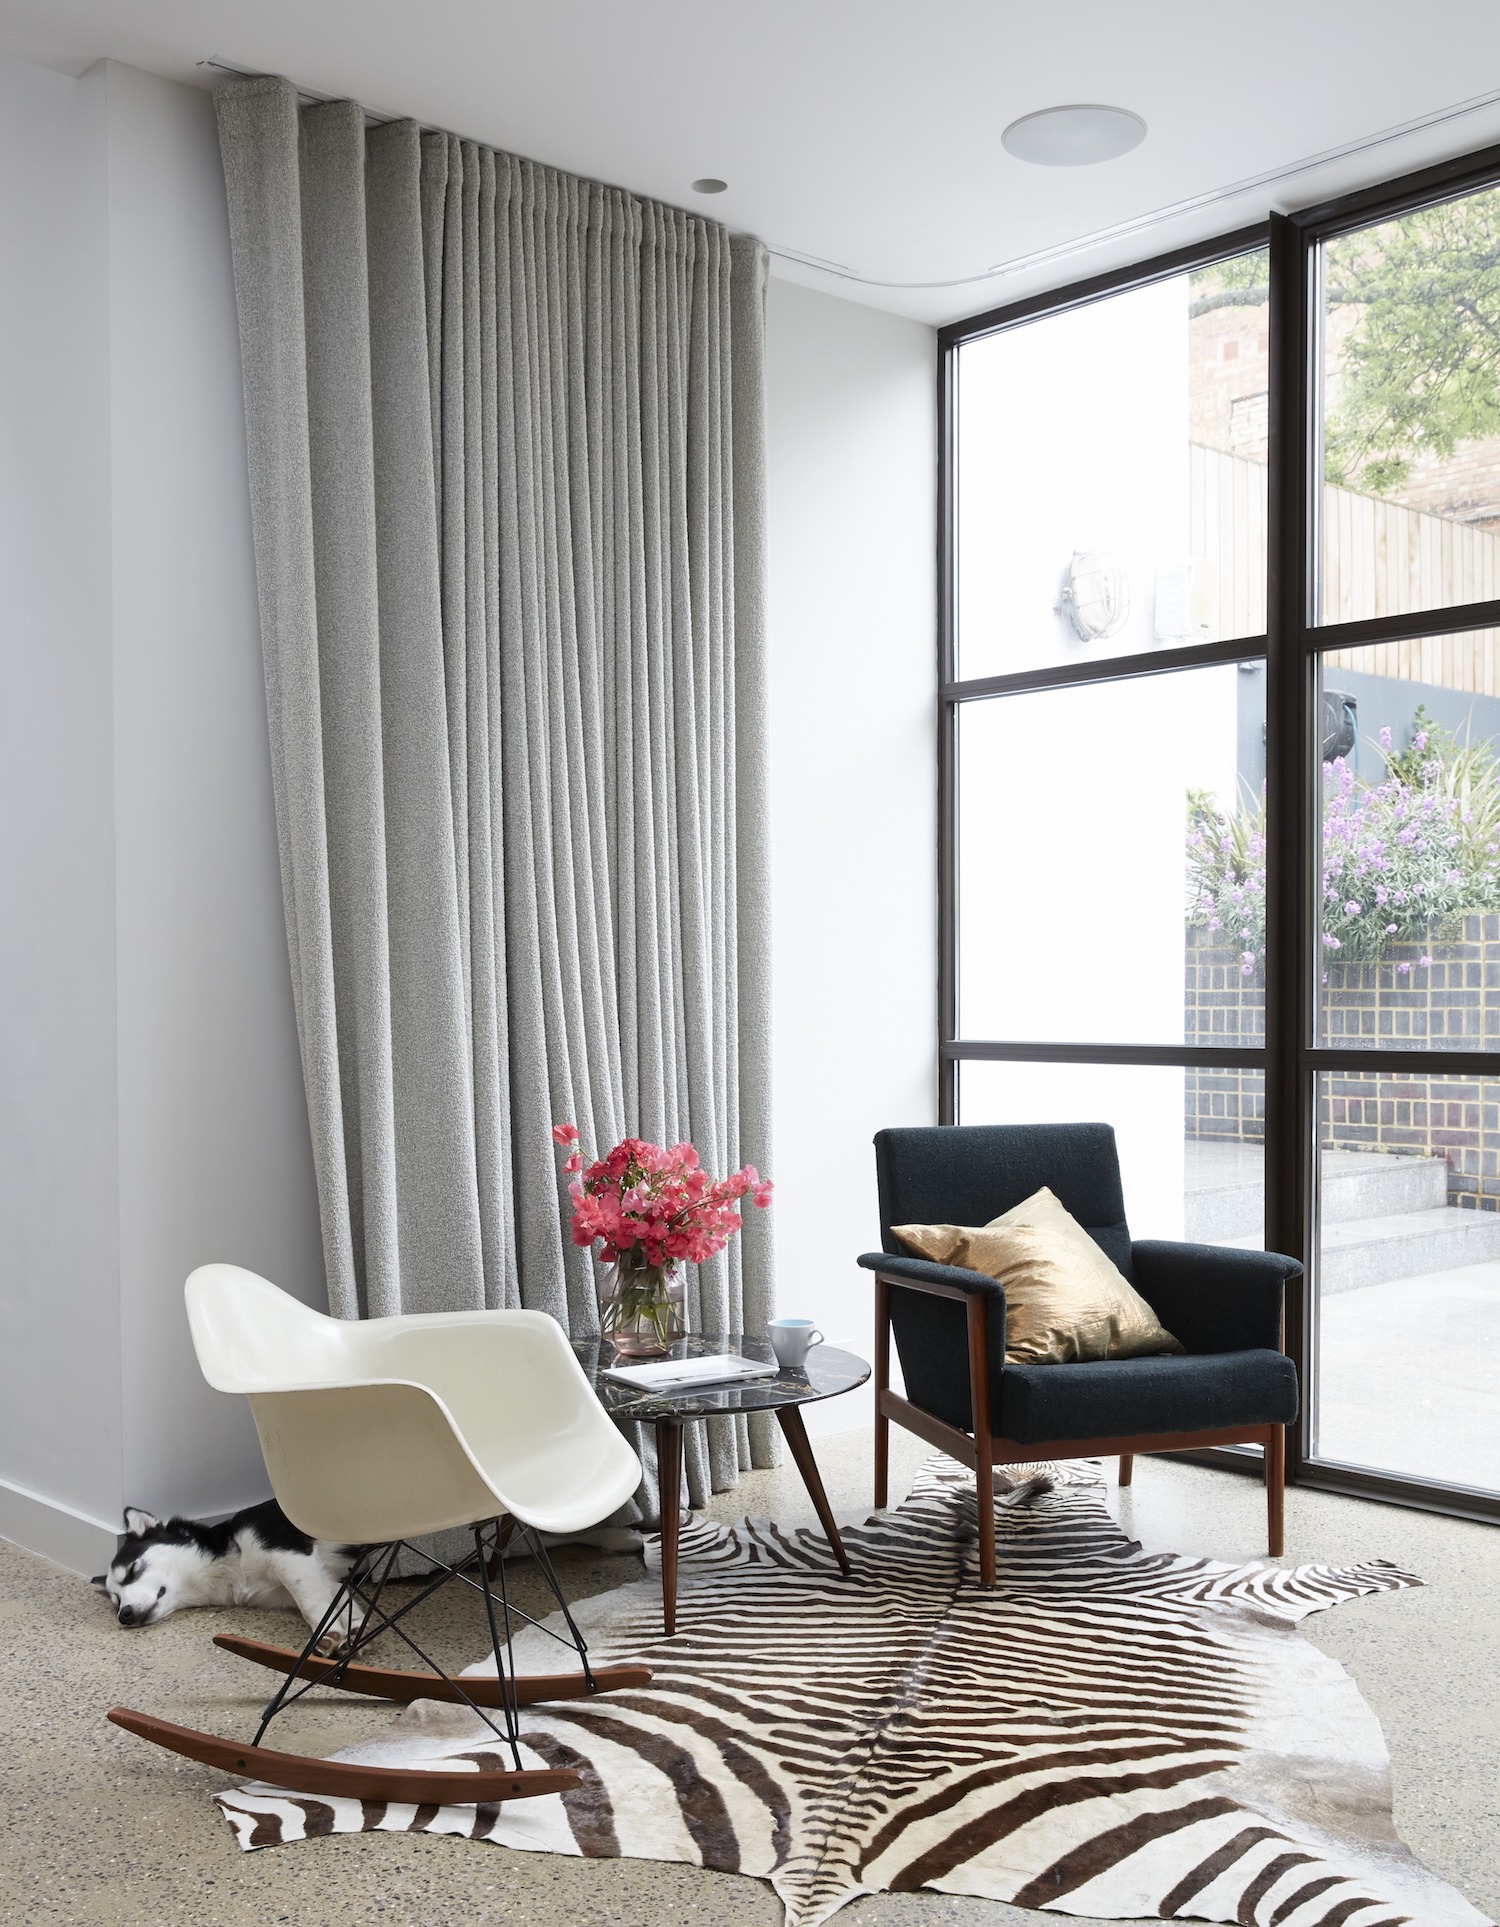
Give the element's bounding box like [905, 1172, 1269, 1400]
[215, 75, 774, 1501]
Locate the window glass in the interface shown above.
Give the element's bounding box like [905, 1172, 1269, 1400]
[958, 663, 1265, 1044]
[955, 247, 1268, 680]
[1314, 1070, 1500, 1492]
[1315, 636, 1500, 1048]
[958, 1059, 1265, 1249]
[1320, 182, 1500, 625]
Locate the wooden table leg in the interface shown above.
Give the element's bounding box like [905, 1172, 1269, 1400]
[776, 1406, 852, 1576]
[656, 1418, 684, 1634]
[873, 1275, 891, 1509]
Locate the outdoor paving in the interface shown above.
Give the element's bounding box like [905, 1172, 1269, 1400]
[1317, 1258, 1500, 1491]
[1183, 1140, 1500, 1483]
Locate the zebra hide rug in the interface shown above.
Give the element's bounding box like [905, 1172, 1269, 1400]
[216, 1457, 1486, 1927]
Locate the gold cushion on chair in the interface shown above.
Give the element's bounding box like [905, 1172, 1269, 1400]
[892, 1187, 1182, 1366]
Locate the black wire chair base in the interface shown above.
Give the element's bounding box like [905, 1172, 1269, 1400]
[106, 1514, 651, 1804]
[248, 1518, 599, 1768]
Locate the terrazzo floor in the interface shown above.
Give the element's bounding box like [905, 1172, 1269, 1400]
[0, 1431, 1495, 1927]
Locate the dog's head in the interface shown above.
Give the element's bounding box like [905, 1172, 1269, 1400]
[92, 1508, 210, 1628]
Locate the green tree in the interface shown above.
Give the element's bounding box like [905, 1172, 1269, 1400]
[1191, 189, 1500, 495]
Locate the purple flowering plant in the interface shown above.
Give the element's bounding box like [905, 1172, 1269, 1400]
[1188, 709, 1500, 976]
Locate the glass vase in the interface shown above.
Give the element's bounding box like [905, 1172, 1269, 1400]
[599, 1259, 685, 1358]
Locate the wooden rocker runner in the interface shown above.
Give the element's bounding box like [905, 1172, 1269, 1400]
[109, 1266, 649, 1806]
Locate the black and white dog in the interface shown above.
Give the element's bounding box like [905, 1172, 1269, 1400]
[94, 1502, 644, 1634]
[93, 1503, 355, 1634]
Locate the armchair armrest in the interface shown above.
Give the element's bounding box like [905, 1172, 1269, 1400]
[1130, 1241, 1300, 1355]
[858, 1251, 1005, 1437]
[856, 1251, 1005, 1299]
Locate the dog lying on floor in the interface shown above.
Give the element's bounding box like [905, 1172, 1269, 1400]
[93, 1503, 356, 1633]
[93, 1502, 644, 1633]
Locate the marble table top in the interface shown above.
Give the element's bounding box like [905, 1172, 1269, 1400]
[572, 1332, 870, 1422]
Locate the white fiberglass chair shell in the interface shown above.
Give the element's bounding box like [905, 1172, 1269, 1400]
[108, 1264, 649, 1809]
[184, 1263, 642, 1543]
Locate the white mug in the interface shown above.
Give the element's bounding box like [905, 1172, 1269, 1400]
[769, 1318, 824, 1369]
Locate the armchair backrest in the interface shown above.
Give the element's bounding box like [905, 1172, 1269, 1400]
[873, 1123, 1133, 1277]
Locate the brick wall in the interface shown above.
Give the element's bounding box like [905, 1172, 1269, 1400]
[1184, 917, 1500, 1209]
[1184, 921, 1264, 1141]
[1319, 915, 1500, 1047]
[1321, 1069, 1500, 1211]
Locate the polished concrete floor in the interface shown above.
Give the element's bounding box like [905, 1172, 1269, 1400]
[0, 1432, 1495, 1927]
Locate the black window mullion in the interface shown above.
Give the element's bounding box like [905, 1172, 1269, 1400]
[1263, 211, 1317, 1482]
[937, 310, 958, 1126]
[943, 633, 1265, 705]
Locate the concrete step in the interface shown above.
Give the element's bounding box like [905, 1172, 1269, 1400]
[1185, 1144, 1448, 1241]
[1319, 1206, 1500, 1293]
[1210, 1204, 1500, 1290]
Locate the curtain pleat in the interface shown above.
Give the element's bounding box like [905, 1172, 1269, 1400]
[216, 76, 775, 1505]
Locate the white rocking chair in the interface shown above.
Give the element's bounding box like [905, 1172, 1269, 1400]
[109, 1264, 648, 1807]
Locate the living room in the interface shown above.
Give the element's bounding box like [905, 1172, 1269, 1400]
[1, 6, 1498, 1924]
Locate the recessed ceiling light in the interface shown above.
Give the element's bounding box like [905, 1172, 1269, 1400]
[692, 177, 728, 194]
[1002, 104, 1147, 167]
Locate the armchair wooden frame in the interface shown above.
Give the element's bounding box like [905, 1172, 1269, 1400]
[871, 1271, 1287, 1586]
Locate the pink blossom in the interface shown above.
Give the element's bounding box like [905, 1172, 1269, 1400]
[550, 1127, 772, 1270]
[552, 1121, 580, 1146]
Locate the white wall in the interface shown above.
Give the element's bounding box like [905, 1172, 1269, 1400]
[764, 277, 937, 1437]
[0, 53, 121, 1567]
[0, 56, 324, 1571]
[101, 63, 324, 1520]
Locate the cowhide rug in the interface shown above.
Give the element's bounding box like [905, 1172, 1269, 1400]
[216, 1458, 1487, 1927]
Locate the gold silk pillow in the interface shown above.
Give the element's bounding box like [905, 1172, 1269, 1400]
[892, 1187, 1182, 1366]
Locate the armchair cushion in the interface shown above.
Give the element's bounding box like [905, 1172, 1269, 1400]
[997, 1348, 1299, 1445]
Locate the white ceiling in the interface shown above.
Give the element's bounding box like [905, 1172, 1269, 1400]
[6, 0, 1500, 325]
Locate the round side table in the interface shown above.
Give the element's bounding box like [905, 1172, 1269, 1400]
[572, 1333, 871, 1633]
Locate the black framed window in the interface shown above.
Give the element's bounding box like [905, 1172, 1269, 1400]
[940, 145, 1500, 1525]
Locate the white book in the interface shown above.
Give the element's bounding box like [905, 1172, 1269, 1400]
[603, 1354, 778, 1392]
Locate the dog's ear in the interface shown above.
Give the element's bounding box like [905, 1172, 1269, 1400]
[90, 1573, 108, 1589]
[122, 1506, 159, 1536]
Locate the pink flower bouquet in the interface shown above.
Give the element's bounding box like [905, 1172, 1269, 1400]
[552, 1124, 772, 1353]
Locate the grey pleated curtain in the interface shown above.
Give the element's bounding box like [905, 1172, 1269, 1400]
[215, 75, 774, 1502]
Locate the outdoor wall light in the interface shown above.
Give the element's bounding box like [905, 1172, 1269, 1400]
[1059, 550, 1130, 642]
[1002, 105, 1147, 167]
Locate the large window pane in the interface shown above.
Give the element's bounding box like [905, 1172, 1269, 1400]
[1315, 636, 1500, 1048]
[955, 247, 1268, 681]
[959, 1059, 1264, 1249]
[1320, 182, 1500, 626]
[1315, 1070, 1500, 1493]
[959, 664, 1265, 1044]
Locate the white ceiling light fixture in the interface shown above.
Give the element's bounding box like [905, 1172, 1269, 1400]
[1002, 103, 1147, 168]
[691, 177, 728, 194]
